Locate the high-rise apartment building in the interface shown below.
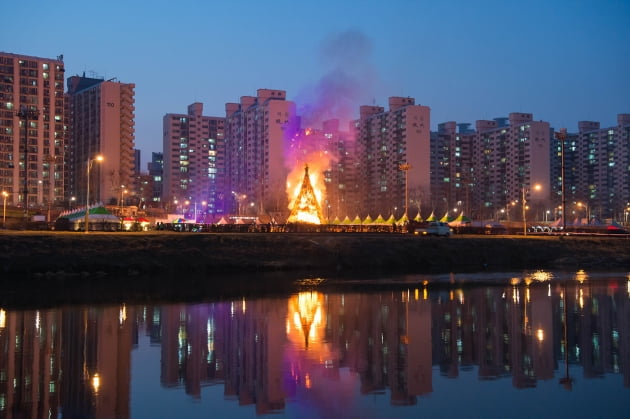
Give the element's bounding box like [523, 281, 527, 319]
[67, 74, 135, 206]
[224, 89, 297, 216]
[354, 97, 431, 217]
[321, 119, 359, 220]
[432, 113, 550, 221]
[147, 151, 163, 205]
[0, 52, 66, 210]
[162, 103, 225, 219]
[430, 121, 475, 216]
[552, 114, 630, 220]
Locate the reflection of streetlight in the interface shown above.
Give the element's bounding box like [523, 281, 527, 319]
[70, 196, 76, 210]
[2, 191, 8, 229]
[85, 155, 103, 234]
[91, 372, 101, 394]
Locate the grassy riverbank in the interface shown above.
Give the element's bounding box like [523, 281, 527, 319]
[1, 231, 628, 277]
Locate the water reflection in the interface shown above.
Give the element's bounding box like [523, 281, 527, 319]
[0, 272, 629, 418]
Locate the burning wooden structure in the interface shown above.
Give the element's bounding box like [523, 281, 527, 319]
[287, 164, 325, 224]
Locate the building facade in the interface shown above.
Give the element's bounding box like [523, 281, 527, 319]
[552, 114, 630, 221]
[224, 89, 297, 216]
[66, 75, 135, 206]
[147, 151, 163, 205]
[162, 103, 225, 220]
[432, 113, 550, 222]
[0, 52, 67, 211]
[354, 97, 431, 218]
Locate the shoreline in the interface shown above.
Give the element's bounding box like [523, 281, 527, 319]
[2, 231, 629, 277]
[1, 231, 629, 307]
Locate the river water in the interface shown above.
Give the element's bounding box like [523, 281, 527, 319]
[1, 270, 628, 418]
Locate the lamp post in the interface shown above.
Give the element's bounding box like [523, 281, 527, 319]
[399, 163, 411, 217]
[522, 184, 542, 236]
[85, 155, 103, 233]
[577, 202, 589, 222]
[2, 191, 8, 229]
[119, 185, 126, 216]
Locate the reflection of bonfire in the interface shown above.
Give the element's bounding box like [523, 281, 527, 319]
[287, 164, 325, 224]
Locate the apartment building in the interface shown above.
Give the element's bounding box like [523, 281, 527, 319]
[430, 121, 474, 216]
[162, 103, 225, 219]
[354, 97, 431, 218]
[432, 113, 550, 221]
[552, 114, 630, 220]
[0, 52, 66, 210]
[224, 89, 297, 216]
[67, 74, 135, 206]
[147, 151, 163, 205]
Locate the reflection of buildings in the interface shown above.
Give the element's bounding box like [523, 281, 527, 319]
[0, 305, 133, 419]
[0, 278, 629, 417]
[0, 309, 62, 418]
[60, 305, 134, 419]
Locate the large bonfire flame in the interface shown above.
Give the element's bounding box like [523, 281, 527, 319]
[287, 164, 325, 224]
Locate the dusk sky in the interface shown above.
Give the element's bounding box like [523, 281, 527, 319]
[4, 0, 629, 167]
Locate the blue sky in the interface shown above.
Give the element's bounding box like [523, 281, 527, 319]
[3, 0, 629, 168]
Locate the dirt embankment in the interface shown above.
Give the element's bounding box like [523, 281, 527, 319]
[1, 232, 629, 278]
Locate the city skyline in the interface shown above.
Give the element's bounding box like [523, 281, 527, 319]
[3, 0, 629, 167]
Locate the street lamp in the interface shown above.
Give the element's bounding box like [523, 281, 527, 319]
[2, 191, 8, 229]
[119, 185, 126, 216]
[84, 155, 103, 233]
[522, 184, 541, 236]
[577, 202, 589, 222]
[399, 163, 411, 217]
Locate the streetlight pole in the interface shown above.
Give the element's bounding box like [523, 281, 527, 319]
[2, 191, 7, 229]
[522, 187, 527, 236]
[522, 184, 541, 236]
[577, 202, 589, 222]
[85, 155, 103, 233]
[399, 163, 411, 218]
[119, 185, 126, 216]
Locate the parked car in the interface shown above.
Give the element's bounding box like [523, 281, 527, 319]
[414, 221, 452, 236]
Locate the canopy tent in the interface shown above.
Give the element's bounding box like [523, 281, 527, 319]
[351, 215, 362, 225]
[341, 215, 352, 225]
[425, 212, 438, 222]
[363, 215, 374, 225]
[373, 214, 387, 224]
[172, 217, 187, 223]
[385, 214, 396, 224]
[331, 216, 341, 225]
[396, 214, 409, 225]
[413, 212, 423, 222]
[56, 205, 120, 231]
[216, 217, 229, 225]
[439, 212, 452, 223]
[448, 213, 472, 227]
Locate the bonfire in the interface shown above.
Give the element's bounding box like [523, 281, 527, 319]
[287, 164, 325, 224]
